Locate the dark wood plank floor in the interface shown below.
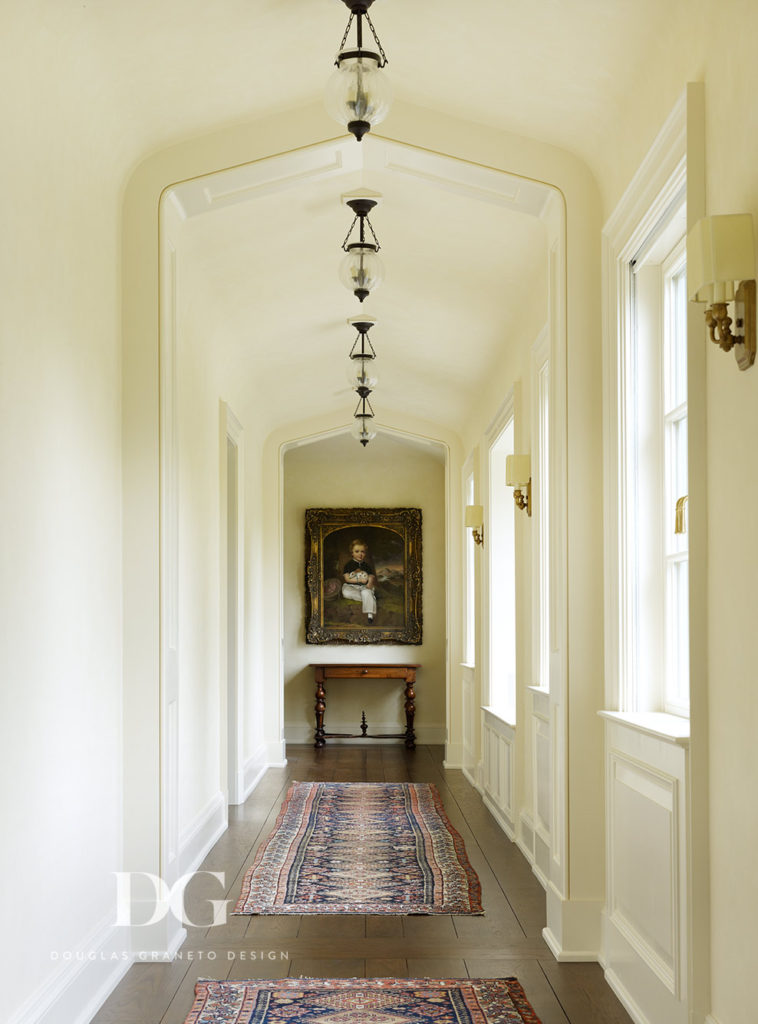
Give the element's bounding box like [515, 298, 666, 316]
[92, 745, 632, 1024]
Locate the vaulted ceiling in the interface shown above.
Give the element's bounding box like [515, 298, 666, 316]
[40, 0, 691, 440]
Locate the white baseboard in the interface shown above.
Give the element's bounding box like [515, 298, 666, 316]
[443, 740, 463, 768]
[462, 765, 481, 792]
[481, 791, 515, 841]
[705, 1016, 723, 1024]
[515, 811, 536, 869]
[8, 913, 132, 1024]
[284, 722, 446, 745]
[266, 737, 287, 765]
[242, 745, 270, 802]
[178, 791, 227, 877]
[604, 966, 650, 1024]
[542, 926, 599, 963]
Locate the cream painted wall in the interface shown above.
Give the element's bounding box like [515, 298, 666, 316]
[593, 11, 758, 1020]
[175, 295, 224, 831]
[1, 12, 126, 1021]
[282, 433, 447, 743]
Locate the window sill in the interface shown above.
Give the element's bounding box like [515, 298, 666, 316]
[460, 662, 475, 670]
[598, 710, 690, 746]
[481, 705, 516, 729]
[527, 685, 549, 695]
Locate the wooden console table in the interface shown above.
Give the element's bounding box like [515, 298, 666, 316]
[310, 663, 420, 750]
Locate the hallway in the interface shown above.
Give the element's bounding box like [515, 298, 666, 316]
[92, 746, 632, 1024]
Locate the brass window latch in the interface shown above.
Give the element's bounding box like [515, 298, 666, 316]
[675, 495, 688, 535]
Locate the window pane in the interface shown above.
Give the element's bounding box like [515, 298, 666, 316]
[666, 264, 688, 411]
[465, 473, 475, 664]
[666, 559, 689, 712]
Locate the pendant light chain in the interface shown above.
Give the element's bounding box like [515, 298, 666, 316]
[341, 213, 381, 252]
[341, 214, 359, 251]
[364, 12, 388, 66]
[336, 13, 355, 60]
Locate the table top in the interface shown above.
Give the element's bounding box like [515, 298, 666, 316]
[310, 662, 421, 669]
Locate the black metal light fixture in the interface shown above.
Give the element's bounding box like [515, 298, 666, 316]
[325, 0, 392, 142]
[339, 196, 384, 302]
[352, 390, 377, 446]
[347, 316, 378, 446]
[346, 315, 379, 390]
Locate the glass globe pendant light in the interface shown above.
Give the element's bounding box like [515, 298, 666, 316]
[325, 0, 392, 142]
[339, 196, 384, 302]
[346, 316, 379, 390]
[351, 391, 377, 447]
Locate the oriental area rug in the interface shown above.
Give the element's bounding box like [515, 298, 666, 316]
[183, 978, 542, 1024]
[234, 781, 483, 915]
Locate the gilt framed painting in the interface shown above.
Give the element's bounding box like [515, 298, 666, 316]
[304, 507, 422, 645]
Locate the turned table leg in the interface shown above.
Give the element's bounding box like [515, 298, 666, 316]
[314, 669, 326, 748]
[404, 670, 416, 750]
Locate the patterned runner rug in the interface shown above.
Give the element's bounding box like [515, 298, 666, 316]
[183, 978, 542, 1023]
[234, 781, 483, 915]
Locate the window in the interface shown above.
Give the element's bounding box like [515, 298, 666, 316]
[532, 334, 550, 690]
[488, 417, 516, 721]
[662, 244, 689, 713]
[621, 204, 689, 715]
[464, 469, 476, 666]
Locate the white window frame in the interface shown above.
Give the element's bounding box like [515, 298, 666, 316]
[661, 241, 689, 715]
[463, 461, 476, 667]
[486, 405, 516, 723]
[531, 328, 550, 691]
[602, 93, 690, 715]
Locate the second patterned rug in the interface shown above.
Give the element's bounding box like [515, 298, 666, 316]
[234, 781, 483, 915]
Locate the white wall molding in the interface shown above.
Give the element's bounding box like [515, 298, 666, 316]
[177, 791, 227, 878]
[543, 883, 603, 962]
[242, 744, 270, 801]
[462, 764, 482, 792]
[604, 967, 651, 1024]
[482, 793, 515, 842]
[603, 717, 689, 1024]
[481, 711, 515, 837]
[8, 914, 131, 1024]
[443, 741, 464, 769]
[516, 811, 536, 869]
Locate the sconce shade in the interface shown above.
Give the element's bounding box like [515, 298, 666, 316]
[688, 214, 755, 303]
[505, 454, 531, 487]
[465, 504, 483, 529]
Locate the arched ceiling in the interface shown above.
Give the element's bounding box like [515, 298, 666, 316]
[167, 137, 553, 436]
[31, 0, 688, 176]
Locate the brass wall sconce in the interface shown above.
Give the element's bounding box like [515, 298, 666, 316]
[505, 455, 532, 516]
[688, 214, 756, 371]
[465, 504, 484, 546]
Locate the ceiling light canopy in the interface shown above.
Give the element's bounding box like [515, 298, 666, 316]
[325, 0, 392, 143]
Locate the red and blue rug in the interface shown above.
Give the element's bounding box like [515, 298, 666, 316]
[183, 978, 542, 1023]
[234, 782, 483, 915]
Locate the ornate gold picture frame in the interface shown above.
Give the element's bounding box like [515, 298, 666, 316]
[305, 507, 422, 645]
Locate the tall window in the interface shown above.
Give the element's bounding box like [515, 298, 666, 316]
[662, 243, 689, 713]
[464, 470, 476, 666]
[622, 205, 689, 715]
[532, 337, 550, 691]
[488, 418, 516, 721]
